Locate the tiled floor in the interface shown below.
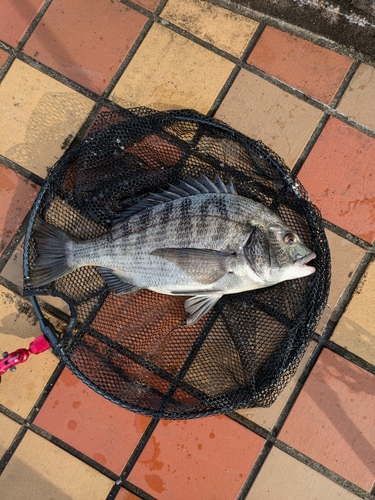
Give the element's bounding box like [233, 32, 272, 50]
[0, 1, 374, 499]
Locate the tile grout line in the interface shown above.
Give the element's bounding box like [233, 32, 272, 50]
[106, 480, 157, 500]
[0, 361, 64, 475]
[0, 425, 28, 476]
[0, 216, 31, 276]
[322, 220, 375, 255]
[14, 0, 54, 52]
[28, 423, 120, 480]
[324, 340, 375, 376]
[236, 440, 274, 500]
[0, 0, 53, 84]
[228, 411, 270, 440]
[100, 17, 155, 100]
[290, 113, 331, 177]
[0, 153, 45, 186]
[210, 0, 375, 64]
[119, 418, 160, 481]
[274, 440, 375, 500]
[319, 251, 374, 340]
[0, 404, 26, 426]
[208, 22, 266, 116]
[102, 417, 162, 500]
[330, 59, 362, 109]
[119, 0, 169, 17]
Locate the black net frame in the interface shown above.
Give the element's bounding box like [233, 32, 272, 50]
[23, 108, 330, 419]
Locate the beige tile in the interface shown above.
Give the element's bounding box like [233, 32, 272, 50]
[316, 230, 365, 334]
[1, 238, 27, 289]
[1, 238, 70, 314]
[331, 259, 375, 365]
[216, 69, 323, 167]
[338, 63, 375, 132]
[110, 23, 234, 113]
[0, 59, 94, 177]
[0, 285, 62, 417]
[161, 0, 259, 57]
[0, 413, 20, 460]
[237, 342, 316, 431]
[0, 430, 113, 499]
[246, 447, 360, 499]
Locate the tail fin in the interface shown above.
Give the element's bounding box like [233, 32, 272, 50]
[27, 219, 76, 287]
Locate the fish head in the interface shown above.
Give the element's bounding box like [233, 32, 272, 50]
[244, 223, 316, 285]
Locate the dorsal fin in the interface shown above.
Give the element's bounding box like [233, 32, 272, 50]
[112, 174, 236, 227]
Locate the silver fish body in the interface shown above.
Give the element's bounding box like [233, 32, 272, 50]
[28, 174, 316, 324]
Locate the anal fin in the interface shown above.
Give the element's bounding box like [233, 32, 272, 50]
[97, 267, 140, 295]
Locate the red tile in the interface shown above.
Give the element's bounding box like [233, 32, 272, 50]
[0, 0, 44, 46]
[34, 368, 151, 474]
[298, 117, 375, 243]
[128, 416, 264, 499]
[247, 26, 352, 104]
[23, 0, 147, 94]
[132, 0, 159, 11]
[115, 488, 143, 500]
[279, 349, 375, 491]
[0, 48, 9, 69]
[0, 164, 39, 255]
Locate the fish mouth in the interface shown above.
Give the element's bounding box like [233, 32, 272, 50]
[295, 252, 316, 274]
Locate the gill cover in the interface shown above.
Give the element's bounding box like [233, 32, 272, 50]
[244, 227, 271, 276]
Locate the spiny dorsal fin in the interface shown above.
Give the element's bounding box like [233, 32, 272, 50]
[112, 174, 236, 227]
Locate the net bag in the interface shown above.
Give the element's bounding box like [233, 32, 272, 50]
[24, 108, 330, 419]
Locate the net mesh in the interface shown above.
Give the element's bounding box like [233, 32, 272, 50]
[24, 108, 330, 418]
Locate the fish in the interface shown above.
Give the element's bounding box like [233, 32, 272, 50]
[27, 174, 316, 325]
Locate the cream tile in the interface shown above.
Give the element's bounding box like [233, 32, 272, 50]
[1, 238, 70, 314]
[316, 230, 365, 334]
[110, 23, 234, 113]
[237, 342, 316, 431]
[246, 447, 360, 499]
[331, 259, 375, 365]
[161, 0, 259, 57]
[1, 238, 27, 289]
[0, 59, 94, 177]
[338, 63, 375, 132]
[216, 69, 323, 167]
[0, 285, 62, 417]
[0, 413, 20, 460]
[0, 430, 113, 499]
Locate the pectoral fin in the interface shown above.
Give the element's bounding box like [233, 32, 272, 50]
[150, 248, 235, 285]
[184, 293, 222, 325]
[97, 267, 140, 295]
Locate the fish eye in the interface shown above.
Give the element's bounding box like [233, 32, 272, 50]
[284, 233, 297, 245]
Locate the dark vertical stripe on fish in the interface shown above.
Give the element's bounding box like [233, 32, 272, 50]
[218, 196, 229, 221]
[195, 197, 211, 237]
[160, 200, 173, 226]
[178, 197, 193, 238]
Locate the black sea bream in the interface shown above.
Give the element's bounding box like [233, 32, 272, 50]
[28, 174, 316, 324]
